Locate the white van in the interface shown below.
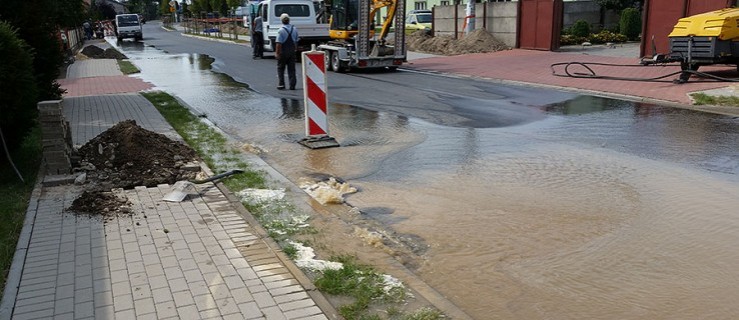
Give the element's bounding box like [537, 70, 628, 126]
[115, 14, 143, 42]
[254, 0, 330, 53]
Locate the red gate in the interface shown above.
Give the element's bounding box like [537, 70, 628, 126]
[640, 0, 733, 58]
[517, 0, 563, 51]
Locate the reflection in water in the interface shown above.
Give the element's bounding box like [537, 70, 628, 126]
[119, 42, 739, 319]
[280, 99, 302, 119]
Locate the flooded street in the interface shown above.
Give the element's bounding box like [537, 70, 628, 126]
[118, 42, 739, 319]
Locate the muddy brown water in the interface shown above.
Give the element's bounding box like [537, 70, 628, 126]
[122, 47, 739, 319]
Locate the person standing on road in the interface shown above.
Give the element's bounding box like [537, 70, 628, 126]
[83, 20, 92, 40]
[251, 15, 264, 59]
[275, 13, 299, 90]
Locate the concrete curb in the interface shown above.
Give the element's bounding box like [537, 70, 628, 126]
[166, 93, 474, 319]
[163, 24, 250, 46]
[0, 173, 44, 320]
[401, 67, 739, 117]
[167, 94, 343, 318]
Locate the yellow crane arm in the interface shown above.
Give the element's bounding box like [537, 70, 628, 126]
[370, 0, 396, 41]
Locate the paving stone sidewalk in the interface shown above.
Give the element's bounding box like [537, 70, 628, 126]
[0, 43, 335, 320]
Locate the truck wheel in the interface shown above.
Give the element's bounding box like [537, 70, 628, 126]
[331, 52, 345, 73]
[324, 51, 333, 71]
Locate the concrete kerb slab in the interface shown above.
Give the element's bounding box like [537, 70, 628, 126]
[164, 94, 339, 319]
[401, 67, 739, 117]
[165, 24, 251, 45]
[0, 172, 44, 320]
[168, 93, 473, 319]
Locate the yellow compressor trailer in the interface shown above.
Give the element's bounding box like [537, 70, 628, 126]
[669, 7, 739, 82]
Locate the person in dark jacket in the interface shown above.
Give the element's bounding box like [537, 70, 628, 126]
[252, 15, 264, 59]
[275, 13, 299, 90]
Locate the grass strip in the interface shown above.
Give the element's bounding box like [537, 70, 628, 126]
[141, 91, 267, 189]
[117, 60, 140, 74]
[691, 93, 739, 107]
[0, 127, 42, 300]
[142, 91, 443, 320]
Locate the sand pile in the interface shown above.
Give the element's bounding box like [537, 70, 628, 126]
[407, 28, 509, 55]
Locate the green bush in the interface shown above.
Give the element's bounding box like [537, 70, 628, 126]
[560, 34, 588, 46]
[0, 21, 38, 151]
[571, 20, 591, 38]
[620, 7, 641, 40]
[589, 30, 628, 44]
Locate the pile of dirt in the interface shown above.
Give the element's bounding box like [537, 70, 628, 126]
[406, 28, 509, 55]
[69, 120, 201, 216]
[76, 120, 200, 190]
[81, 45, 128, 59]
[68, 190, 133, 216]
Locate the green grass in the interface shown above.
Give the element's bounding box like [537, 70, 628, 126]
[691, 93, 739, 107]
[117, 60, 140, 74]
[141, 91, 442, 319]
[0, 127, 42, 300]
[141, 91, 267, 190]
[315, 255, 406, 319]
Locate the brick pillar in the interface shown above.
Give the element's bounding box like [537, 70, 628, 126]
[38, 100, 73, 175]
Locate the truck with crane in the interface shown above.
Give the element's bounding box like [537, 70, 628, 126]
[317, 0, 407, 72]
[249, 0, 406, 72]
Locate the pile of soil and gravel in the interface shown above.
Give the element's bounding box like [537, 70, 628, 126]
[68, 120, 201, 216]
[406, 28, 509, 55]
[68, 190, 134, 216]
[81, 45, 128, 59]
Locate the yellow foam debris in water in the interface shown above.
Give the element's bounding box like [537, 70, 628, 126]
[300, 177, 357, 205]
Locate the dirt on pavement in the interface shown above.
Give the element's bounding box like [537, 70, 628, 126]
[68, 120, 201, 216]
[80, 45, 128, 60]
[407, 28, 509, 55]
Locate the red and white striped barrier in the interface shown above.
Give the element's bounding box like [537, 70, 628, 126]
[299, 49, 339, 149]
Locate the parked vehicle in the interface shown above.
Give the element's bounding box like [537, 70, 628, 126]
[405, 10, 431, 34]
[317, 0, 407, 72]
[115, 14, 143, 42]
[252, 0, 331, 53]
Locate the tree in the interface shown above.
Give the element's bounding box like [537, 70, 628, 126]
[161, 0, 172, 15]
[595, 0, 641, 12]
[0, 22, 38, 151]
[0, 0, 85, 101]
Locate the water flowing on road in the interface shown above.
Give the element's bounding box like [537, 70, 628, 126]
[118, 41, 739, 319]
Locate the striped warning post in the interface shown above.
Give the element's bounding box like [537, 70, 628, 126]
[303, 51, 328, 136]
[299, 49, 339, 149]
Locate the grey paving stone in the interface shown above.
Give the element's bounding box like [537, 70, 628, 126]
[273, 292, 310, 305]
[253, 291, 277, 308]
[113, 293, 134, 312]
[12, 308, 54, 320]
[284, 306, 323, 320]
[152, 287, 174, 304]
[216, 297, 241, 316]
[133, 297, 156, 316]
[262, 305, 289, 320]
[278, 298, 317, 312]
[155, 300, 178, 319]
[177, 305, 201, 320]
[172, 290, 196, 308]
[74, 301, 94, 318]
[238, 301, 263, 319]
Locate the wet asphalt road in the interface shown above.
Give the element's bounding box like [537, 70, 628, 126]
[133, 23, 578, 128]
[114, 22, 739, 319]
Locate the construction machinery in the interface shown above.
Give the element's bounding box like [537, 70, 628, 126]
[669, 7, 739, 82]
[318, 0, 406, 72]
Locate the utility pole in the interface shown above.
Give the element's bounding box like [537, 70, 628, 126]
[465, 0, 475, 35]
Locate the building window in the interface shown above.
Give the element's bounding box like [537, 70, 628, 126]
[441, 0, 449, 5]
[415, 2, 427, 10]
